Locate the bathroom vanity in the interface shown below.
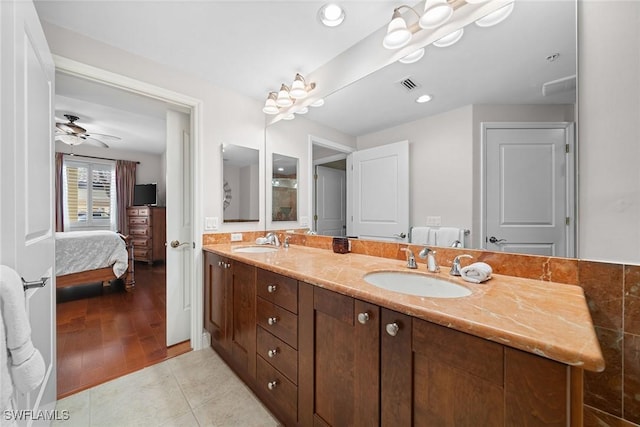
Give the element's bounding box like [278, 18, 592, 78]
[203, 244, 603, 426]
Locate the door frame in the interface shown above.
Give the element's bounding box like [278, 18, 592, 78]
[480, 122, 576, 257]
[307, 135, 354, 233]
[53, 56, 206, 350]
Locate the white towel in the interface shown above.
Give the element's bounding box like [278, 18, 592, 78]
[0, 265, 46, 413]
[435, 227, 464, 247]
[410, 227, 431, 244]
[460, 262, 493, 284]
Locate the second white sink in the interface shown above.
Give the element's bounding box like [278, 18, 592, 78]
[364, 271, 471, 298]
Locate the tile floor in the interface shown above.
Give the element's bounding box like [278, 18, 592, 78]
[53, 347, 280, 427]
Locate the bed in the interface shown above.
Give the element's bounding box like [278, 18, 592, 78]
[55, 230, 135, 291]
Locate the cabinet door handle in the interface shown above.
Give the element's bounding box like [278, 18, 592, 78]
[386, 322, 400, 337]
[267, 348, 279, 358]
[267, 380, 278, 390]
[357, 312, 370, 324]
[267, 284, 277, 293]
[267, 316, 278, 325]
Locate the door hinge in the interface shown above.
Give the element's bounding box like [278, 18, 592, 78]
[566, 217, 571, 225]
[314, 174, 318, 180]
[313, 215, 318, 221]
[565, 144, 570, 153]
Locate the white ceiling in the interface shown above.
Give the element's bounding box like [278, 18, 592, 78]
[36, 1, 576, 152]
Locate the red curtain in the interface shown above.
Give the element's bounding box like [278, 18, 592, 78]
[116, 160, 137, 235]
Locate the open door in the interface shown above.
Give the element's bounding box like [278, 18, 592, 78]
[349, 141, 409, 241]
[315, 165, 346, 236]
[1, 0, 57, 417]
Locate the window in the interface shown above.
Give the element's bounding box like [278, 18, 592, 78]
[63, 159, 116, 230]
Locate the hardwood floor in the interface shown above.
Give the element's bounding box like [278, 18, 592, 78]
[56, 263, 191, 399]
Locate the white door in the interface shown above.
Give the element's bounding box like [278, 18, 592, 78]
[349, 141, 409, 241]
[165, 110, 192, 346]
[484, 123, 574, 256]
[0, 0, 57, 418]
[315, 165, 346, 236]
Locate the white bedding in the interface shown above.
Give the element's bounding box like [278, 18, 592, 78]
[55, 231, 128, 278]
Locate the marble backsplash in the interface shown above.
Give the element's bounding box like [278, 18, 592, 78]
[202, 231, 640, 426]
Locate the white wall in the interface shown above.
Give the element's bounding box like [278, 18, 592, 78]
[578, 1, 640, 264]
[43, 22, 265, 234]
[266, 115, 356, 229]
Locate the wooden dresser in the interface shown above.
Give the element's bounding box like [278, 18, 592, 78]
[127, 206, 166, 264]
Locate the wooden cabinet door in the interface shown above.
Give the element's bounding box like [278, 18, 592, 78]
[230, 262, 257, 379]
[204, 252, 231, 353]
[299, 283, 380, 427]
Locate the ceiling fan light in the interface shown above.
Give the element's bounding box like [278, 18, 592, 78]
[383, 12, 412, 49]
[262, 92, 279, 115]
[399, 47, 425, 64]
[276, 84, 293, 107]
[319, 3, 345, 27]
[475, 2, 514, 28]
[420, 0, 453, 29]
[289, 74, 308, 99]
[58, 134, 83, 146]
[433, 28, 464, 47]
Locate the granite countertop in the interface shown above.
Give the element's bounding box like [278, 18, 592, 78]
[203, 243, 605, 372]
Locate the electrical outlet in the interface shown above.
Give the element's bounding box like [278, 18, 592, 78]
[426, 216, 441, 226]
[205, 217, 218, 231]
[230, 233, 243, 242]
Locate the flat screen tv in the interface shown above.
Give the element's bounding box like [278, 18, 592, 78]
[133, 183, 157, 206]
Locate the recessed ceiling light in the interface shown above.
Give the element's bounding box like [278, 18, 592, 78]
[277, 167, 284, 172]
[319, 3, 345, 27]
[416, 94, 432, 103]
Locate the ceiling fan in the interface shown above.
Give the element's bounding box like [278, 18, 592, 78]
[55, 114, 121, 148]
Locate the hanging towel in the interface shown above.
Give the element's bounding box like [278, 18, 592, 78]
[460, 262, 493, 284]
[435, 227, 464, 247]
[0, 265, 46, 414]
[410, 227, 431, 244]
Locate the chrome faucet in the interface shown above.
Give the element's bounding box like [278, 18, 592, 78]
[283, 235, 290, 248]
[450, 254, 473, 276]
[418, 247, 440, 273]
[401, 248, 417, 269]
[265, 232, 280, 247]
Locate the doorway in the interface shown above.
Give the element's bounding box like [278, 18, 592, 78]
[53, 57, 202, 396]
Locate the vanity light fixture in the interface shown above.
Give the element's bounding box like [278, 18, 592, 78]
[416, 94, 433, 103]
[433, 28, 464, 47]
[399, 47, 425, 64]
[383, 7, 416, 49]
[295, 107, 309, 114]
[310, 98, 325, 107]
[283, 113, 295, 121]
[263, 74, 317, 116]
[420, 0, 453, 29]
[319, 3, 345, 27]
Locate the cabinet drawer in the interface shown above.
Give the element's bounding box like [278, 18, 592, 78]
[257, 298, 298, 349]
[132, 238, 150, 248]
[129, 227, 152, 237]
[129, 217, 149, 225]
[134, 248, 151, 259]
[257, 269, 298, 314]
[257, 327, 297, 384]
[257, 356, 297, 424]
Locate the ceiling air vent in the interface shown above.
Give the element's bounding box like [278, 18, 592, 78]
[398, 77, 421, 92]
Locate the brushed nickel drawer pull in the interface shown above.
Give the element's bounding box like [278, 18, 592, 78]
[267, 284, 277, 293]
[267, 348, 279, 358]
[267, 380, 278, 390]
[267, 316, 278, 326]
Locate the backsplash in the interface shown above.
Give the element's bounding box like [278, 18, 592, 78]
[202, 231, 640, 426]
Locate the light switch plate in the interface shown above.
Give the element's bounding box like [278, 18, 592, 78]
[230, 233, 243, 242]
[205, 217, 218, 231]
[426, 216, 441, 226]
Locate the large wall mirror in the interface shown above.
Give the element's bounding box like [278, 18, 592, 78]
[265, 0, 578, 257]
[222, 144, 260, 223]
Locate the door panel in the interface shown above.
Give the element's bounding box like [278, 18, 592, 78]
[350, 141, 409, 241]
[484, 124, 573, 257]
[315, 165, 346, 236]
[1, 0, 57, 414]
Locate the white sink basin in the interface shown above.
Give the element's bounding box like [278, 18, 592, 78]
[363, 271, 472, 298]
[232, 246, 279, 254]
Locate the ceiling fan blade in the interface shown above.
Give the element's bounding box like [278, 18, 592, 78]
[81, 136, 110, 148]
[84, 132, 122, 142]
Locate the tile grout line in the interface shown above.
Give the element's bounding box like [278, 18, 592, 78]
[166, 357, 202, 425]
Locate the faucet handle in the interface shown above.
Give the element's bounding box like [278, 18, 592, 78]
[450, 254, 473, 276]
[401, 248, 417, 269]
